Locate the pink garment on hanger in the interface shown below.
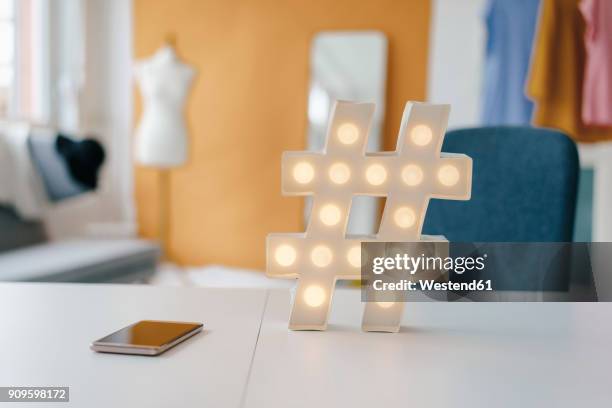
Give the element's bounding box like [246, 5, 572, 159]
[580, 0, 612, 126]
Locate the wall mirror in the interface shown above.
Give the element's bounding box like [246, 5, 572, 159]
[306, 30, 388, 235]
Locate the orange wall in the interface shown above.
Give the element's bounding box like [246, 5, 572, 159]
[134, 0, 431, 268]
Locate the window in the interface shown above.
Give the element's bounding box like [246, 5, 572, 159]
[0, 0, 14, 117]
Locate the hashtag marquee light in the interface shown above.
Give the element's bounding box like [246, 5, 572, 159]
[266, 101, 472, 332]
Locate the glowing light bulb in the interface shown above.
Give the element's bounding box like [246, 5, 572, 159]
[275, 244, 296, 266]
[401, 164, 424, 186]
[411, 125, 432, 146]
[377, 301, 395, 309]
[292, 162, 314, 184]
[347, 245, 361, 268]
[319, 204, 341, 226]
[328, 162, 351, 184]
[438, 164, 460, 186]
[337, 123, 359, 145]
[304, 285, 326, 307]
[311, 245, 333, 267]
[394, 207, 416, 229]
[366, 164, 387, 186]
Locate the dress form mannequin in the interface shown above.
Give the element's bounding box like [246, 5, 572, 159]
[134, 44, 195, 260]
[134, 45, 195, 167]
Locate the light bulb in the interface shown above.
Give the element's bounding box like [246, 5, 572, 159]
[292, 162, 314, 184]
[304, 285, 326, 307]
[438, 164, 460, 186]
[394, 207, 416, 229]
[275, 244, 296, 266]
[377, 301, 395, 309]
[329, 162, 351, 184]
[319, 204, 341, 226]
[337, 123, 359, 145]
[366, 164, 387, 186]
[347, 245, 361, 268]
[311, 245, 333, 267]
[411, 125, 432, 146]
[401, 164, 423, 186]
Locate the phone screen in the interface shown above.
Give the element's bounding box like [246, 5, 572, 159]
[97, 320, 202, 347]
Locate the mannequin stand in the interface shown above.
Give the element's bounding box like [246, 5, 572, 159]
[159, 169, 171, 261]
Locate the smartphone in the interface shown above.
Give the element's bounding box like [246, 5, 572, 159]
[91, 320, 203, 356]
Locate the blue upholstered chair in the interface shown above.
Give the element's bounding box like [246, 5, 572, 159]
[424, 126, 579, 241]
[422, 126, 579, 291]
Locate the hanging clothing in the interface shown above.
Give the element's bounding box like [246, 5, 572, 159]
[526, 0, 612, 142]
[580, 0, 612, 126]
[481, 0, 540, 125]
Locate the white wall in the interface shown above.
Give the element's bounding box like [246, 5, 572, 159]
[42, 0, 135, 239]
[426, 0, 487, 129]
[81, 0, 134, 225]
[578, 143, 612, 242]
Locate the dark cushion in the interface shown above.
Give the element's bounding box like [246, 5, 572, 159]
[0, 206, 47, 253]
[56, 134, 105, 189]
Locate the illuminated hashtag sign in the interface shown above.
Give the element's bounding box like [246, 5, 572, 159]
[267, 101, 472, 332]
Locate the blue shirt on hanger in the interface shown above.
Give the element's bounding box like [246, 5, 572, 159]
[481, 0, 540, 125]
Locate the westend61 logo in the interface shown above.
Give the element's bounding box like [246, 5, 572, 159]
[362, 242, 607, 302]
[372, 253, 487, 275]
[367, 252, 493, 294]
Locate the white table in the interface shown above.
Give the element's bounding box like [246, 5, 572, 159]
[0, 284, 267, 407]
[243, 290, 612, 408]
[2, 284, 611, 407]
